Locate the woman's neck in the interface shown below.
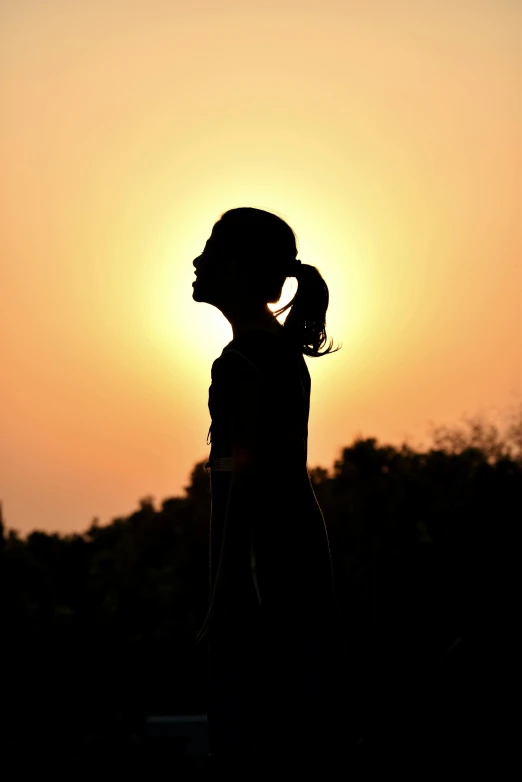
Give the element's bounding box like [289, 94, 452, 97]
[223, 303, 283, 339]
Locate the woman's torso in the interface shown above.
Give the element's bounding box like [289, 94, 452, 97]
[206, 327, 338, 622]
[205, 328, 350, 755]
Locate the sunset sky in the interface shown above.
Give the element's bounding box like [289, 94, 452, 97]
[2, 0, 520, 536]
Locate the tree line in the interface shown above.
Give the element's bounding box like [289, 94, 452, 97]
[1, 409, 520, 758]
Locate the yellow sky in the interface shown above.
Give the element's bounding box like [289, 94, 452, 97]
[2, 0, 520, 535]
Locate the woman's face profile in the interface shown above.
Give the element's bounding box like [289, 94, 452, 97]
[192, 227, 247, 309]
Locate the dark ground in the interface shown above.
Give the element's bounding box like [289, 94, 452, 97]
[2, 629, 510, 780]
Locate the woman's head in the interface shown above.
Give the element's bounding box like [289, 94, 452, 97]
[192, 207, 339, 357]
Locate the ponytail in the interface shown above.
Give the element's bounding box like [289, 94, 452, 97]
[273, 263, 341, 357]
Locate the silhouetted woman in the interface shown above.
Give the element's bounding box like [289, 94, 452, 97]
[193, 208, 352, 774]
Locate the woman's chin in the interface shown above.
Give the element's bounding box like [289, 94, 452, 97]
[192, 282, 217, 306]
[192, 286, 207, 303]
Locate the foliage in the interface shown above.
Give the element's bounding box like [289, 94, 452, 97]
[1, 407, 520, 745]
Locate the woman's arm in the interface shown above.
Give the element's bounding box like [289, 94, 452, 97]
[197, 350, 263, 642]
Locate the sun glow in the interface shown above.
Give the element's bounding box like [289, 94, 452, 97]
[3, 0, 519, 533]
[143, 186, 371, 382]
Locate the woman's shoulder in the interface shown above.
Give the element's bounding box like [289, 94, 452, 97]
[210, 333, 263, 381]
[222, 328, 297, 374]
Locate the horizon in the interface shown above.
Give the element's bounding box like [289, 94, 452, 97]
[2, 403, 520, 539]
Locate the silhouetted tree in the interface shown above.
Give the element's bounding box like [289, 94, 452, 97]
[1, 408, 519, 761]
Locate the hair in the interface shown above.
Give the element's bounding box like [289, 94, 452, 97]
[212, 207, 341, 357]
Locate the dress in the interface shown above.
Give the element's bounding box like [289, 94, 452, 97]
[204, 327, 349, 767]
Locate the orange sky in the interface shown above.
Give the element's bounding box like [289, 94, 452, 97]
[2, 0, 520, 535]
